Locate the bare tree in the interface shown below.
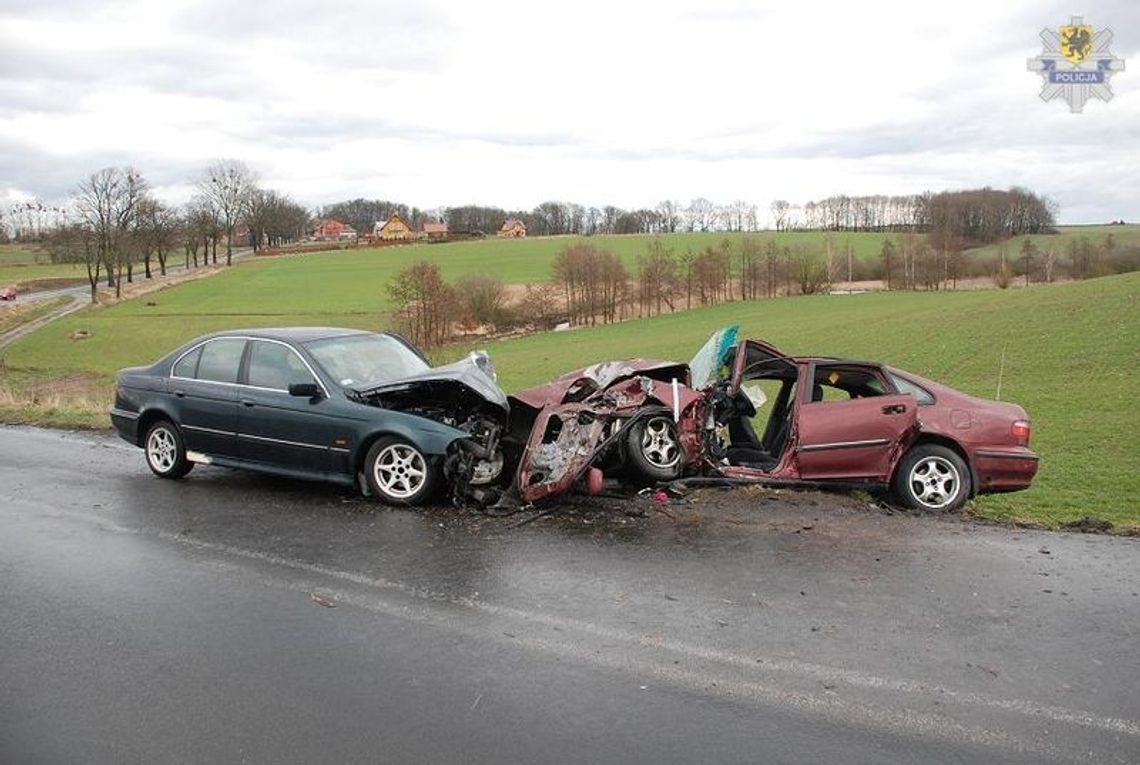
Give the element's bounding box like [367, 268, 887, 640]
[455, 274, 508, 330]
[770, 200, 791, 232]
[516, 281, 563, 329]
[182, 197, 219, 268]
[686, 198, 716, 232]
[47, 224, 100, 303]
[73, 166, 148, 300]
[198, 159, 255, 266]
[636, 239, 678, 316]
[135, 196, 180, 278]
[388, 262, 461, 348]
[655, 200, 682, 233]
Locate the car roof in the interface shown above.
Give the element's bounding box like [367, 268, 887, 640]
[204, 327, 374, 343]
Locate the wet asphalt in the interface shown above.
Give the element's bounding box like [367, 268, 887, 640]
[1, 426, 1138, 764]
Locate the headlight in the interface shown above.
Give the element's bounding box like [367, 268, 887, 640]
[470, 350, 497, 382]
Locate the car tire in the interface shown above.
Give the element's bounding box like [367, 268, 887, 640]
[364, 437, 438, 506]
[625, 415, 683, 481]
[144, 419, 194, 479]
[893, 444, 971, 512]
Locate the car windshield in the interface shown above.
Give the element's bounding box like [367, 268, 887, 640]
[688, 325, 739, 390]
[304, 333, 430, 387]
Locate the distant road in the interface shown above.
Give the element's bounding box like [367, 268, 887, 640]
[14, 247, 255, 306]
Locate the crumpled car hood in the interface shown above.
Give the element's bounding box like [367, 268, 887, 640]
[355, 353, 509, 413]
[512, 358, 689, 409]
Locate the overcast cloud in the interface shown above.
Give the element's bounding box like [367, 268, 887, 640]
[1, 0, 1137, 223]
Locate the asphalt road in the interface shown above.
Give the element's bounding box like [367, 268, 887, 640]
[2, 427, 1137, 764]
[10, 247, 254, 305]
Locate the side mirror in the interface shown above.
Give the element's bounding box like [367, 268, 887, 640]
[288, 381, 322, 398]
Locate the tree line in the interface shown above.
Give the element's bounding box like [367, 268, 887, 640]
[4, 180, 1061, 258]
[312, 187, 1055, 241]
[388, 228, 1138, 348]
[36, 162, 309, 303]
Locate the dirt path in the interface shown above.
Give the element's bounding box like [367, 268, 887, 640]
[0, 296, 84, 350]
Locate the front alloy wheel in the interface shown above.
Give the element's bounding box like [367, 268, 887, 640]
[625, 415, 683, 481]
[365, 437, 438, 506]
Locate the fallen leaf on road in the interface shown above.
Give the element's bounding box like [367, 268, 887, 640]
[310, 592, 337, 608]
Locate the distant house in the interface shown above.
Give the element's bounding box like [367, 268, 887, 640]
[498, 218, 526, 238]
[422, 221, 449, 240]
[312, 219, 356, 241]
[374, 214, 414, 241]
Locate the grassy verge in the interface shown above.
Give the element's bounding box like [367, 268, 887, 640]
[0, 368, 111, 430]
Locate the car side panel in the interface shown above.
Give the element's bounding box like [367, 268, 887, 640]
[170, 379, 239, 457]
[235, 387, 346, 475]
[794, 393, 918, 481]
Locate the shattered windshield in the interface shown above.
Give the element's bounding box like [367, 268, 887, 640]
[688, 325, 739, 390]
[304, 333, 430, 387]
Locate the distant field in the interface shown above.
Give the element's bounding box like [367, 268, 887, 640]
[967, 224, 1140, 261]
[2, 268, 1137, 530]
[5, 223, 1137, 297]
[0, 243, 87, 285]
[280, 224, 1140, 281]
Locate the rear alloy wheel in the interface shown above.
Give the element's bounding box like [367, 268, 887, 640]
[625, 415, 683, 481]
[144, 420, 193, 479]
[894, 444, 970, 512]
[365, 437, 438, 506]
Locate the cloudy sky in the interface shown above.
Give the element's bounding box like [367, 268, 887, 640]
[1, 0, 1137, 224]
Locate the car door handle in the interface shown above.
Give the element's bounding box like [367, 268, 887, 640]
[241, 398, 255, 408]
[882, 404, 906, 415]
[173, 389, 186, 398]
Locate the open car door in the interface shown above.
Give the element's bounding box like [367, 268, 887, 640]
[728, 338, 795, 395]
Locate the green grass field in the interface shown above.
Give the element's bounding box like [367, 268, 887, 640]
[0, 243, 89, 286]
[2, 258, 1136, 529]
[966, 224, 1140, 262]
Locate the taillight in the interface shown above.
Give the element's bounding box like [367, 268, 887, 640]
[1010, 419, 1031, 445]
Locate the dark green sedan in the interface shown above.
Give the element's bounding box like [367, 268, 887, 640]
[110, 328, 508, 505]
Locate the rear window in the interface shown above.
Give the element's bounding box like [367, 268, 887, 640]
[888, 372, 935, 405]
[172, 346, 202, 378]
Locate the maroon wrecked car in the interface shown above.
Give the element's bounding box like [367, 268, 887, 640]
[506, 327, 1038, 511]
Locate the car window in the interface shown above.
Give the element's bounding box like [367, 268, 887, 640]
[246, 340, 314, 391]
[172, 346, 202, 378]
[888, 372, 935, 405]
[196, 338, 246, 384]
[809, 365, 888, 403]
